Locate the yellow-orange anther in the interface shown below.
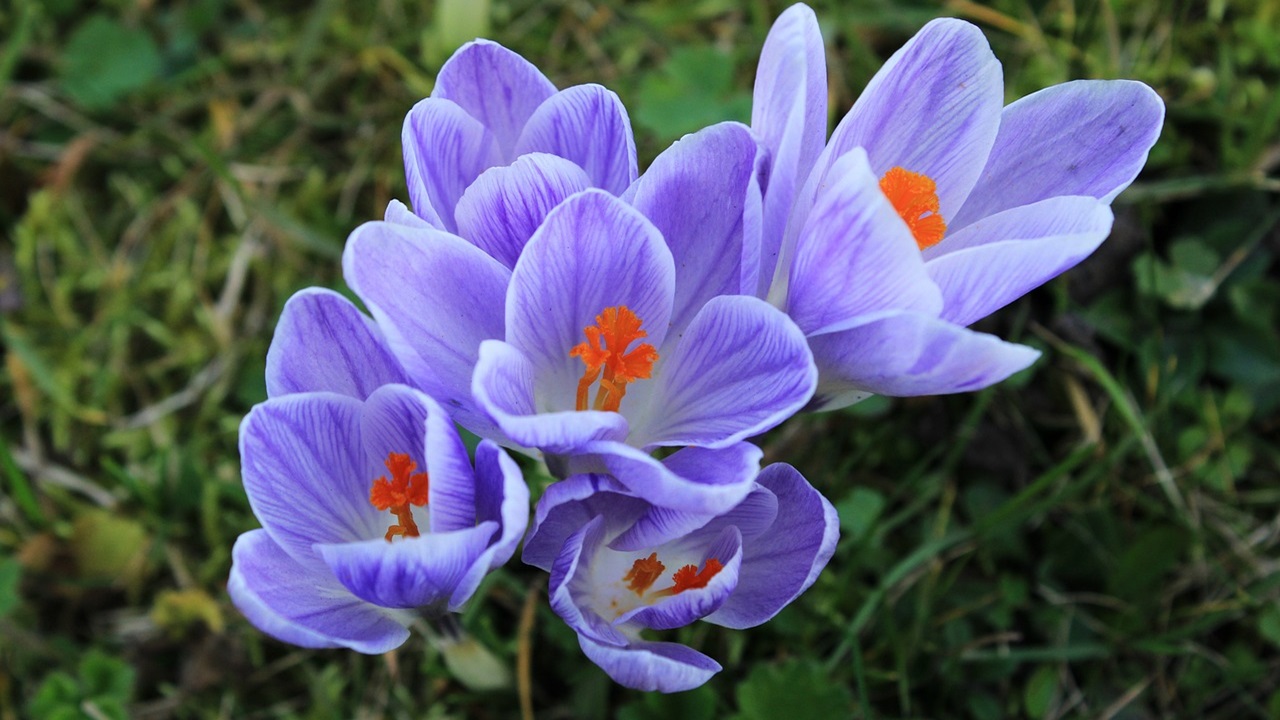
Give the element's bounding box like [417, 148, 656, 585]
[623, 553, 666, 595]
[369, 452, 429, 542]
[569, 306, 659, 412]
[879, 166, 947, 251]
[662, 558, 724, 596]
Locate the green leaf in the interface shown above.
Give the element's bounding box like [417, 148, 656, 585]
[633, 46, 751, 141]
[617, 685, 717, 720]
[1022, 665, 1058, 718]
[1258, 606, 1280, 649]
[79, 649, 135, 701]
[60, 15, 163, 110]
[837, 487, 886, 542]
[733, 659, 852, 720]
[0, 557, 20, 618]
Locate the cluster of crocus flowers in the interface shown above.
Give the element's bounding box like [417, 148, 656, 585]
[228, 2, 1163, 692]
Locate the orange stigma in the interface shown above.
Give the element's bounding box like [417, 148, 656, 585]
[569, 306, 659, 412]
[662, 559, 725, 596]
[369, 452, 429, 542]
[879, 166, 947, 250]
[623, 553, 666, 594]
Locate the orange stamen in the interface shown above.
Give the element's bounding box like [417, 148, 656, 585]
[623, 553, 666, 595]
[569, 306, 659, 412]
[369, 452, 429, 542]
[879, 166, 947, 251]
[662, 558, 724, 596]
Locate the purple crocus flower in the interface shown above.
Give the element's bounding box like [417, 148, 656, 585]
[751, 5, 1165, 409]
[388, 39, 637, 270]
[229, 289, 529, 653]
[344, 185, 816, 514]
[522, 463, 838, 692]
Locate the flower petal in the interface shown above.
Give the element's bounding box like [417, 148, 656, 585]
[784, 148, 943, 335]
[454, 153, 593, 269]
[229, 530, 411, 653]
[317, 522, 498, 610]
[951, 80, 1165, 230]
[240, 394, 382, 565]
[402, 98, 502, 231]
[568, 441, 761, 516]
[577, 636, 721, 693]
[812, 18, 1003, 221]
[548, 515, 631, 647]
[432, 39, 557, 159]
[927, 197, 1114, 326]
[385, 198, 437, 229]
[617, 526, 742, 630]
[523, 474, 646, 571]
[472, 339, 630, 453]
[620, 484, 778, 553]
[629, 295, 815, 449]
[265, 288, 406, 400]
[752, 3, 827, 288]
[629, 122, 766, 335]
[506, 189, 675, 411]
[515, 84, 638, 196]
[706, 463, 838, 629]
[343, 221, 510, 437]
[807, 311, 1040, 407]
[448, 441, 531, 611]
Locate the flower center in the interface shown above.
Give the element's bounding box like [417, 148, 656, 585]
[879, 166, 946, 251]
[569, 306, 659, 412]
[369, 452, 429, 542]
[622, 553, 723, 599]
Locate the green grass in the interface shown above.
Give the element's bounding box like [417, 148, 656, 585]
[2, 0, 1279, 717]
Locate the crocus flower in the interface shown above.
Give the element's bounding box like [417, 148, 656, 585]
[751, 5, 1164, 409]
[388, 39, 637, 270]
[522, 463, 838, 692]
[345, 182, 816, 514]
[229, 289, 529, 652]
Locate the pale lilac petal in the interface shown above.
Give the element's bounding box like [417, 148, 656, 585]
[240, 394, 382, 566]
[629, 122, 766, 334]
[472, 339, 629, 453]
[548, 516, 631, 647]
[752, 3, 827, 288]
[229, 530, 410, 654]
[343, 221, 510, 436]
[785, 148, 943, 335]
[927, 197, 1114, 326]
[448, 442, 530, 609]
[951, 80, 1165, 230]
[515, 84, 638, 196]
[808, 311, 1041, 406]
[507, 190, 675, 410]
[454, 153, 593, 269]
[384, 199, 436, 229]
[433, 39, 557, 159]
[317, 522, 498, 609]
[569, 441, 761, 516]
[617, 527, 742, 630]
[402, 98, 502, 231]
[523, 475, 643, 571]
[812, 18, 1003, 222]
[639, 485, 778, 552]
[577, 636, 721, 693]
[426, 392, 480, 533]
[706, 464, 837, 629]
[265, 288, 406, 400]
[630, 295, 815, 449]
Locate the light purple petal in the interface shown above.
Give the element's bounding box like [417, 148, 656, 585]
[630, 295, 816, 449]
[569, 441, 761, 516]
[454, 153, 593, 269]
[343, 221, 510, 436]
[577, 636, 721, 693]
[449, 441, 530, 610]
[752, 3, 827, 289]
[515, 84, 638, 196]
[951, 80, 1165, 230]
[229, 530, 411, 653]
[706, 463, 837, 629]
[927, 197, 1114, 326]
[523, 474, 643, 571]
[265, 288, 407, 400]
[432, 39, 558, 159]
[240, 394, 382, 566]
[617, 526, 742, 630]
[402, 98, 502, 231]
[628, 122, 766, 335]
[784, 148, 943, 335]
[472, 339, 629, 453]
[548, 515, 631, 647]
[384, 199, 436, 229]
[810, 18, 1003, 222]
[633, 484, 778, 552]
[317, 522, 498, 610]
[506, 190, 675, 411]
[808, 311, 1041, 405]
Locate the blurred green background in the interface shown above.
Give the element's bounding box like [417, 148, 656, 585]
[2, 0, 1279, 717]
